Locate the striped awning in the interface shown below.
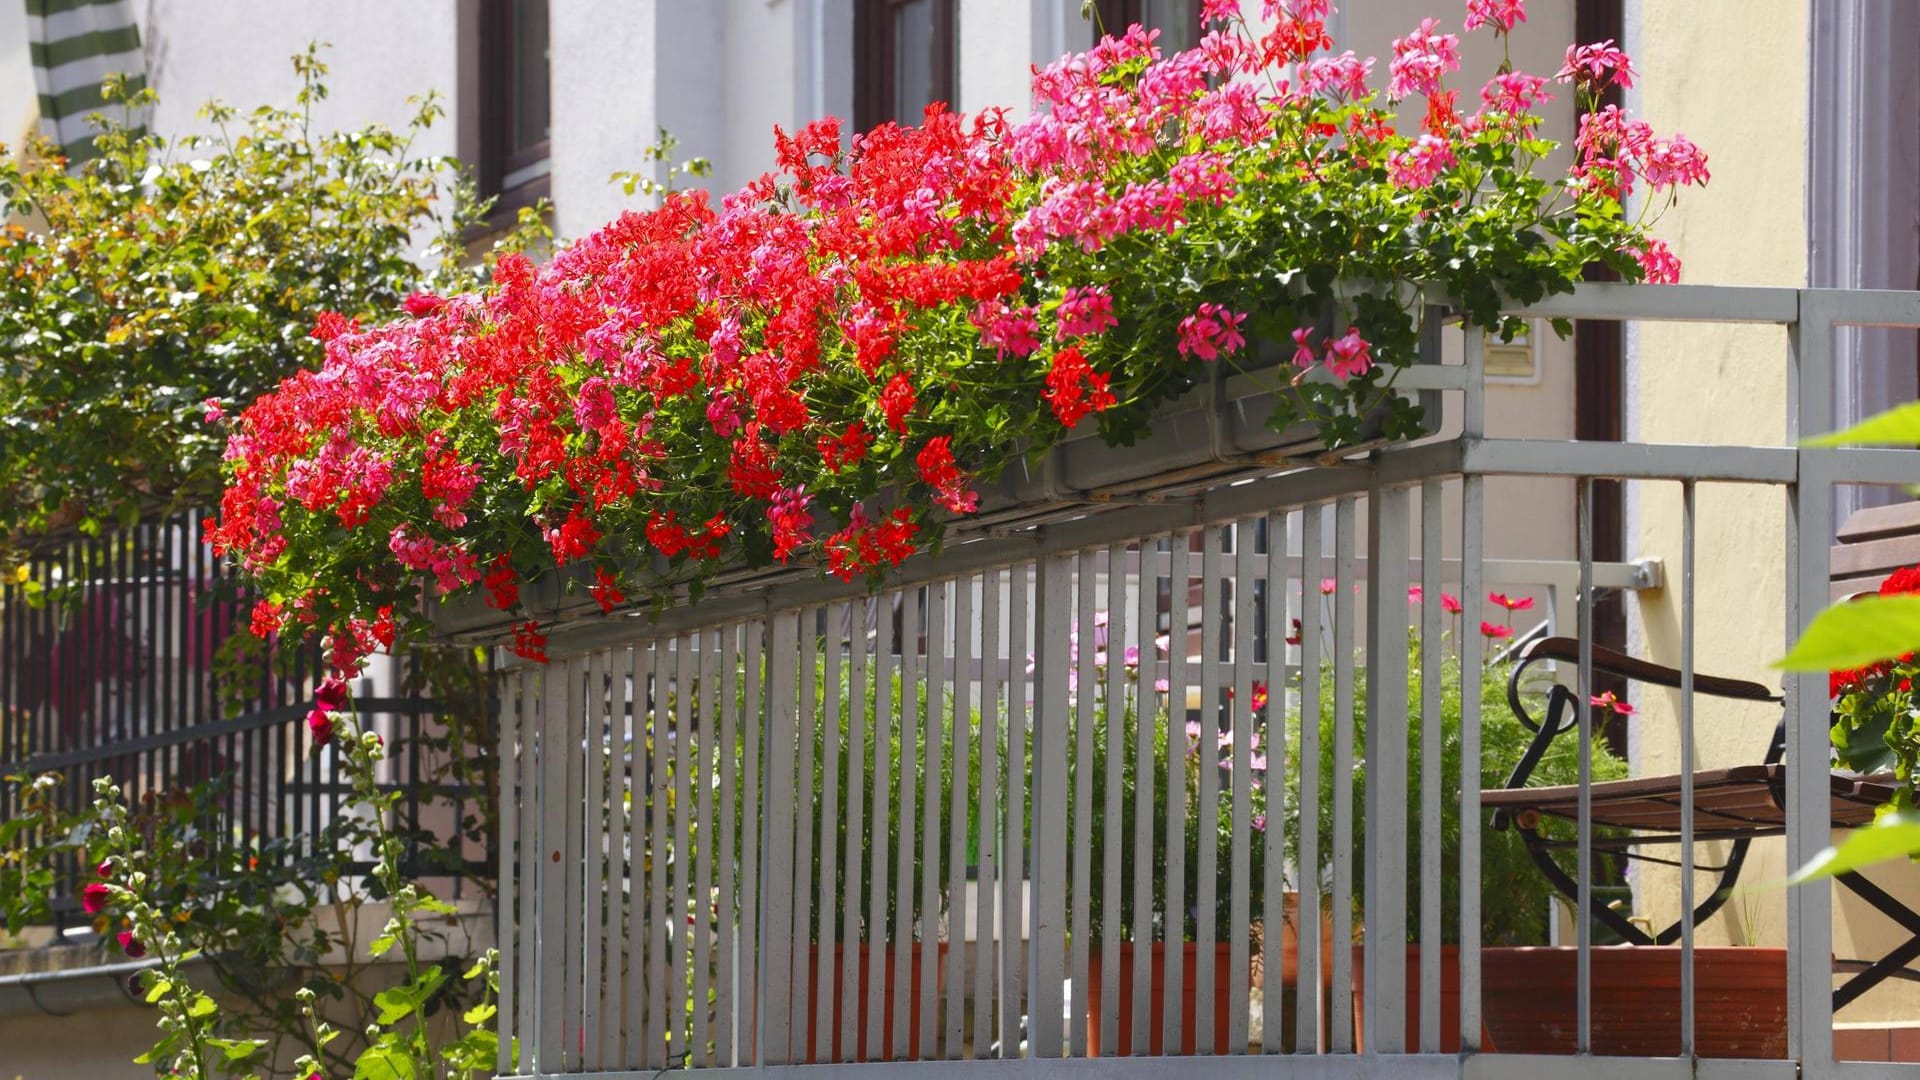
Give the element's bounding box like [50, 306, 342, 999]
[25, 0, 146, 164]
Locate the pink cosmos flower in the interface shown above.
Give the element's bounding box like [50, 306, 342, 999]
[974, 300, 1044, 357]
[1633, 239, 1682, 285]
[1559, 39, 1636, 91]
[1388, 133, 1456, 189]
[1057, 286, 1118, 339]
[1176, 302, 1249, 361]
[1291, 326, 1318, 370]
[1464, 0, 1527, 34]
[1320, 577, 1337, 595]
[1389, 19, 1461, 101]
[1441, 593, 1464, 615]
[1489, 591, 1535, 612]
[1479, 71, 1553, 120]
[1201, 0, 1241, 24]
[1408, 584, 1424, 603]
[1640, 134, 1711, 191]
[1324, 328, 1374, 380]
[1303, 51, 1374, 101]
[1480, 620, 1514, 640]
[1591, 691, 1635, 716]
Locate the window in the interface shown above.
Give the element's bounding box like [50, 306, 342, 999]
[474, 0, 551, 214]
[854, 0, 956, 133]
[1094, 0, 1201, 52]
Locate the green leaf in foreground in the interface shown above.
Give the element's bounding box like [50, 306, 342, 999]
[1775, 594, 1920, 671]
[1806, 401, 1920, 447]
[1788, 812, 1920, 883]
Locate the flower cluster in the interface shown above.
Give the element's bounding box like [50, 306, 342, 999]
[216, 1, 1700, 670]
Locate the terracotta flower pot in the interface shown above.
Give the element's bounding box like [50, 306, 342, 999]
[1480, 946, 1788, 1059]
[1348, 943, 1487, 1053]
[800, 943, 945, 1063]
[1085, 941, 1240, 1056]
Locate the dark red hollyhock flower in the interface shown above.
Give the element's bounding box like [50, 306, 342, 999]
[96, 859, 112, 879]
[117, 930, 146, 958]
[81, 882, 111, 915]
[308, 675, 349, 747]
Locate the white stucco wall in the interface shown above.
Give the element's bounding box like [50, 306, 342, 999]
[0, 0, 35, 149]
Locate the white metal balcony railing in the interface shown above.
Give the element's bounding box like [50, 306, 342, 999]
[489, 283, 1920, 1079]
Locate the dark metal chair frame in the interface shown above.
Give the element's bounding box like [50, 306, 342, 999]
[1486, 635, 1920, 1010]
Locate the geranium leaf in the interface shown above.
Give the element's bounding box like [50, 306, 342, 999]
[1806, 401, 1920, 447]
[1776, 594, 1920, 671]
[1789, 813, 1920, 883]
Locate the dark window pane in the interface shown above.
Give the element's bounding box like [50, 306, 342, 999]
[509, 0, 550, 157]
[892, 0, 937, 123]
[1141, 0, 1198, 52]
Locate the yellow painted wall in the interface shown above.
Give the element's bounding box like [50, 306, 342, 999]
[1628, 0, 1920, 1026]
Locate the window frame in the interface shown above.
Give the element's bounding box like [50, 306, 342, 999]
[853, 0, 957, 134]
[471, 0, 551, 221]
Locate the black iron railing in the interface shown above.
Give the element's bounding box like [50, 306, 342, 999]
[0, 510, 493, 928]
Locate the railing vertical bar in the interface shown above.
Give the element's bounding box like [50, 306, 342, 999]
[1229, 520, 1255, 1053]
[1195, 527, 1223, 1054]
[695, 631, 721, 1067]
[1419, 480, 1444, 1054]
[607, 647, 632, 1068]
[741, 621, 764, 1064]
[790, 612, 818, 1063]
[519, 667, 543, 1068]
[1365, 483, 1411, 1053]
[947, 576, 973, 1058]
[716, 626, 740, 1067]
[584, 649, 610, 1069]
[867, 597, 894, 1060]
[818, 604, 845, 1063]
[894, 585, 922, 1060]
[1459, 477, 1485, 1052]
[628, 644, 651, 1069]
[1680, 479, 1697, 1058]
[671, 637, 696, 1062]
[1131, 538, 1159, 1055]
[497, 667, 519, 1076]
[537, 664, 567, 1070]
[1330, 496, 1358, 1054]
[1003, 563, 1030, 1057]
[1032, 554, 1072, 1058]
[975, 569, 1002, 1060]
[1575, 478, 1595, 1055]
[1070, 548, 1097, 1058]
[1786, 302, 1836, 1068]
[1100, 542, 1127, 1053]
[762, 613, 799, 1064]
[648, 640, 671, 1069]
[563, 656, 586, 1069]
[843, 600, 871, 1062]
[1163, 532, 1191, 1056]
[1263, 512, 1290, 1053]
[1298, 504, 1323, 1054]
[920, 580, 947, 1058]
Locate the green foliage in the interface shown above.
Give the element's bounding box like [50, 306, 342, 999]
[1784, 398, 1920, 875]
[1776, 595, 1920, 674]
[1286, 633, 1629, 945]
[0, 46, 547, 554]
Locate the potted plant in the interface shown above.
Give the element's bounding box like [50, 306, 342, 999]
[209, 4, 1701, 671]
[1287, 604, 1631, 1052]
